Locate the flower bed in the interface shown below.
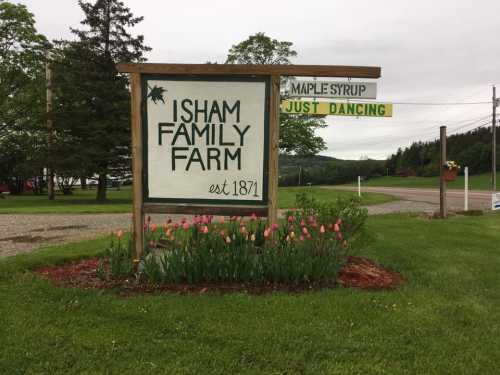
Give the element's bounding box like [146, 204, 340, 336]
[95, 195, 372, 287]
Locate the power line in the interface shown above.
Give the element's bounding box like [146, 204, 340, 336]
[351, 99, 492, 106]
[332, 117, 492, 149]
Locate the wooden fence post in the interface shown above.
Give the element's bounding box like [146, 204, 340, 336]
[440, 126, 447, 218]
[268, 75, 280, 224]
[131, 73, 144, 261]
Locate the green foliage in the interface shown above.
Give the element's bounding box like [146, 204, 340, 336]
[279, 154, 386, 186]
[225, 32, 297, 65]
[111, 201, 364, 285]
[225, 32, 326, 156]
[0, 1, 49, 192]
[52, 0, 150, 201]
[386, 127, 499, 176]
[104, 232, 134, 277]
[294, 192, 368, 249]
[137, 215, 347, 285]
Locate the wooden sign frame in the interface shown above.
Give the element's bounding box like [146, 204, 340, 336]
[117, 63, 381, 260]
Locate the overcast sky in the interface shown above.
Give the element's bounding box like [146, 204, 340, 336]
[17, 0, 500, 159]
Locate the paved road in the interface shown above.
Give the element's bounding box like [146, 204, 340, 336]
[327, 186, 494, 212]
[0, 187, 495, 257]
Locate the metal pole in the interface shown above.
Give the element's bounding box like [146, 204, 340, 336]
[46, 58, 55, 200]
[464, 166, 468, 211]
[493, 85, 497, 192]
[440, 126, 447, 218]
[358, 176, 361, 197]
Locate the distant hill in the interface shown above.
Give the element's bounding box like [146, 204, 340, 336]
[386, 126, 499, 177]
[279, 154, 385, 186]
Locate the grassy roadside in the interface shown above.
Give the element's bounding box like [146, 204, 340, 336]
[1, 213, 500, 373]
[352, 172, 499, 190]
[0, 186, 395, 214]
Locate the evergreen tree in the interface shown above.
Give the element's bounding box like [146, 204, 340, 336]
[54, 0, 150, 200]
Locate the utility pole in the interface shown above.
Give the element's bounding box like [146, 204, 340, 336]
[440, 126, 447, 218]
[493, 85, 498, 192]
[46, 57, 55, 200]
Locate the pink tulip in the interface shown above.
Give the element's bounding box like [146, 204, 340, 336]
[300, 219, 306, 227]
[302, 227, 308, 235]
[272, 223, 279, 231]
[219, 216, 225, 224]
[202, 225, 209, 234]
[299, 235, 305, 241]
[320, 225, 325, 234]
[173, 223, 179, 229]
[264, 228, 271, 238]
[251, 213, 257, 221]
[151, 223, 158, 232]
[334, 223, 340, 232]
[116, 229, 124, 239]
[143, 223, 148, 230]
[182, 222, 190, 231]
[336, 232, 343, 241]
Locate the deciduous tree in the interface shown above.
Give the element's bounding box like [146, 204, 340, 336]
[226, 32, 327, 156]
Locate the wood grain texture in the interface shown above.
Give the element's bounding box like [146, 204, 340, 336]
[143, 203, 268, 217]
[130, 73, 144, 260]
[267, 75, 280, 224]
[116, 63, 381, 78]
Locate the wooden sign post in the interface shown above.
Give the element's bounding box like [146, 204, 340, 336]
[117, 63, 381, 261]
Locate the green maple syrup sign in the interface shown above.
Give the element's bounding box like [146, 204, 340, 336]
[142, 76, 269, 205]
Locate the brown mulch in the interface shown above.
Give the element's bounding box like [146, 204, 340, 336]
[33, 256, 405, 296]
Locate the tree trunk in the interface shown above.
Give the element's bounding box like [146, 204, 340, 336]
[81, 176, 87, 190]
[96, 174, 107, 201]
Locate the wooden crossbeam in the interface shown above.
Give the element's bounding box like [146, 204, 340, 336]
[116, 63, 381, 78]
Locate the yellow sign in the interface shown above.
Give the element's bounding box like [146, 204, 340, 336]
[281, 100, 393, 117]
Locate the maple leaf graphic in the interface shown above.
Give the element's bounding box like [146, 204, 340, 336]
[147, 84, 167, 104]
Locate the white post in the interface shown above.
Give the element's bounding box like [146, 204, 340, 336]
[464, 166, 469, 211]
[358, 176, 361, 197]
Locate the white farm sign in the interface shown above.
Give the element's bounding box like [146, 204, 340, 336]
[143, 76, 269, 204]
[288, 80, 377, 99]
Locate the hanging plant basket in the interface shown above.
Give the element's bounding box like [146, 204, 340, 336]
[442, 168, 458, 182]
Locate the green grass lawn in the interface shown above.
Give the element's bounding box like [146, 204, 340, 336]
[355, 172, 499, 191]
[1, 213, 500, 374]
[0, 186, 395, 214]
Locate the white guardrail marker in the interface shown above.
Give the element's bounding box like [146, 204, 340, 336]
[464, 166, 468, 211]
[358, 176, 361, 197]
